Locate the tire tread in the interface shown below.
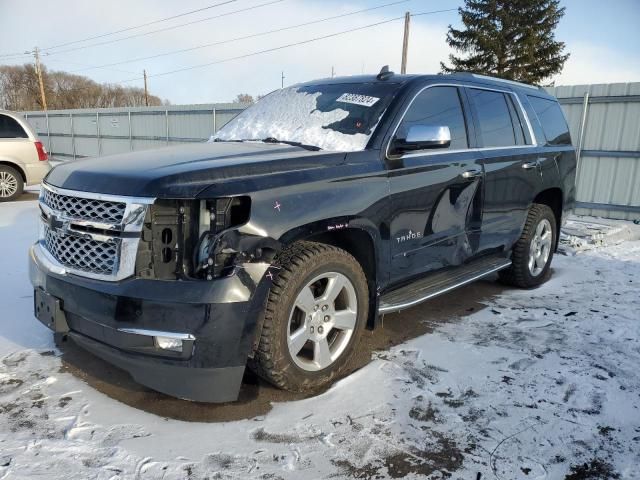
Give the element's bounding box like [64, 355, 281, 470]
[499, 203, 556, 288]
[251, 241, 367, 392]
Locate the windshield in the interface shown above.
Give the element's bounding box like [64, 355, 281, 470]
[214, 82, 399, 151]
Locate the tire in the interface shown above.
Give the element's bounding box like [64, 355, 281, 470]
[499, 203, 557, 288]
[0, 165, 24, 202]
[251, 241, 368, 393]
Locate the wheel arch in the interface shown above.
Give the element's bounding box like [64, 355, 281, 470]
[0, 160, 27, 182]
[282, 223, 380, 330]
[239, 217, 383, 359]
[533, 187, 563, 250]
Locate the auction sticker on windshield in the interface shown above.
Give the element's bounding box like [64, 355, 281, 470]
[336, 93, 380, 107]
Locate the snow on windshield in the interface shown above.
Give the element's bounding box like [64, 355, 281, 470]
[214, 87, 376, 152]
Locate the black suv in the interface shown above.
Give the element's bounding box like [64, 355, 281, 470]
[30, 71, 576, 402]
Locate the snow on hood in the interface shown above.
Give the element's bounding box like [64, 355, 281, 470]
[214, 88, 373, 152]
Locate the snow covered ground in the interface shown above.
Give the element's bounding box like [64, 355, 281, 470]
[1, 197, 639, 479]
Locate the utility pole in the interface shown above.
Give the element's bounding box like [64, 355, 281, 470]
[143, 69, 149, 106]
[281, 71, 285, 89]
[400, 11, 410, 74]
[331, 66, 335, 78]
[32, 47, 48, 111]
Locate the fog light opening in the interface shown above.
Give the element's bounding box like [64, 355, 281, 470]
[154, 336, 183, 352]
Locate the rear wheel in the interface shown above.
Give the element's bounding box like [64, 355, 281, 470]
[0, 166, 23, 202]
[251, 241, 368, 392]
[499, 203, 556, 288]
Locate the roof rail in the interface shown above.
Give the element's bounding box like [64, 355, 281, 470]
[456, 72, 541, 91]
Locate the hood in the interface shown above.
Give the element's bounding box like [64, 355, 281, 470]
[45, 141, 345, 198]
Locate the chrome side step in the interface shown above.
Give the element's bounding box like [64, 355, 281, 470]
[378, 257, 512, 314]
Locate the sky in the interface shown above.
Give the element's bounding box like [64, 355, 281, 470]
[0, 0, 639, 105]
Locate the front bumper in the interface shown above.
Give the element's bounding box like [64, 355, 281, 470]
[29, 242, 271, 403]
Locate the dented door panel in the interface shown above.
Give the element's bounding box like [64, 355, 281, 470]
[478, 148, 543, 251]
[388, 150, 484, 283]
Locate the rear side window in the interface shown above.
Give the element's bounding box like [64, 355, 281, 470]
[398, 86, 469, 150]
[0, 114, 28, 139]
[468, 89, 524, 148]
[528, 96, 571, 145]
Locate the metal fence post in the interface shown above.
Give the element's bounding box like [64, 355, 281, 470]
[96, 111, 101, 156]
[128, 111, 133, 151]
[45, 111, 51, 152]
[70, 113, 76, 160]
[212, 107, 217, 134]
[165, 109, 169, 146]
[576, 92, 590, 182]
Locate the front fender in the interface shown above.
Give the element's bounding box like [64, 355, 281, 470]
[211, 165, 389, 274]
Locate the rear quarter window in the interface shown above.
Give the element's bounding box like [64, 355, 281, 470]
[527, 96, 571, 145]
[0, 114, 29, 139]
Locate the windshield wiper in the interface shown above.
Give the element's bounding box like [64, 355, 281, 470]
[261, 137, 321, 151]
[213, 137, 321, 151]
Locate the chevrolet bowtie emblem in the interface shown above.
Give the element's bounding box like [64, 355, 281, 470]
[47, 215, 70, 234]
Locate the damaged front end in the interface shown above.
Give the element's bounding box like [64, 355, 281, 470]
[30, 188, 280, 402]
[136, 196, 279, 283]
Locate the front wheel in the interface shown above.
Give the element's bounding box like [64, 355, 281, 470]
[251, 241, 368, 393]
[499, 203, 557, 288]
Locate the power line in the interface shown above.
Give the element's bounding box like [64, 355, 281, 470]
[0, 50, 33, 61]
[120, 17, 404, 81]
[68, 0, 412, 73]
[119, 10, 456, 83]
[43, 0, 238, 51]
[411, 9, 459, 16]
[46, 58, 138, 75]
[34, 0, 285, 58]
[0, 0, 238, 58]
[4, 6, 456, 94]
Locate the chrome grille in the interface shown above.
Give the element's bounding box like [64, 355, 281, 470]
[44, 225, 119, 275]
[38, 184, 152, 281]
[42, 188, 126, 224]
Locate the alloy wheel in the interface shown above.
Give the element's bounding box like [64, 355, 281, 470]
[528, 218, 552, 276]
[0, 171, 18, 198]
[287, 272, 358, 371]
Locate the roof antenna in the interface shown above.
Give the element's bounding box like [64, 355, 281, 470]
[377, 65, 394, 81]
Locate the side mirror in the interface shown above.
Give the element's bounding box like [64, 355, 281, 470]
[390, 125, 451, 155]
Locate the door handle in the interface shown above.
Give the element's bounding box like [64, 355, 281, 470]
[522, 161, 539, 170]
[461, 169, 483, 179]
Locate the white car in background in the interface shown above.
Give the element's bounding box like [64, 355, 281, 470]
[0, 110, 50, 201]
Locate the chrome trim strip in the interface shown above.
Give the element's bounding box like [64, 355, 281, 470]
[41, 183, 152, 233]
[511, 91, 537, 146]
[378, 260, 512, 314]
[117, 328, 195, 341]
[41, 182, 154, 205]
[40, 202, 122, 232]
[469, 73, 540, 90]
[32, 242, 67, 276]
[384, 83, 538, 161]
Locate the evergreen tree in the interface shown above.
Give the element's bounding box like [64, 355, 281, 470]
[441, 0, 569, 84]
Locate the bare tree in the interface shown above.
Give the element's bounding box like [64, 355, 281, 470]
[233, 93, 255, 104]
[0, 63, 168, 111]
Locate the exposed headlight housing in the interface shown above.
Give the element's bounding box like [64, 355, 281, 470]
[135, 197, 250, 281]
[196, 197, 251, 278]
